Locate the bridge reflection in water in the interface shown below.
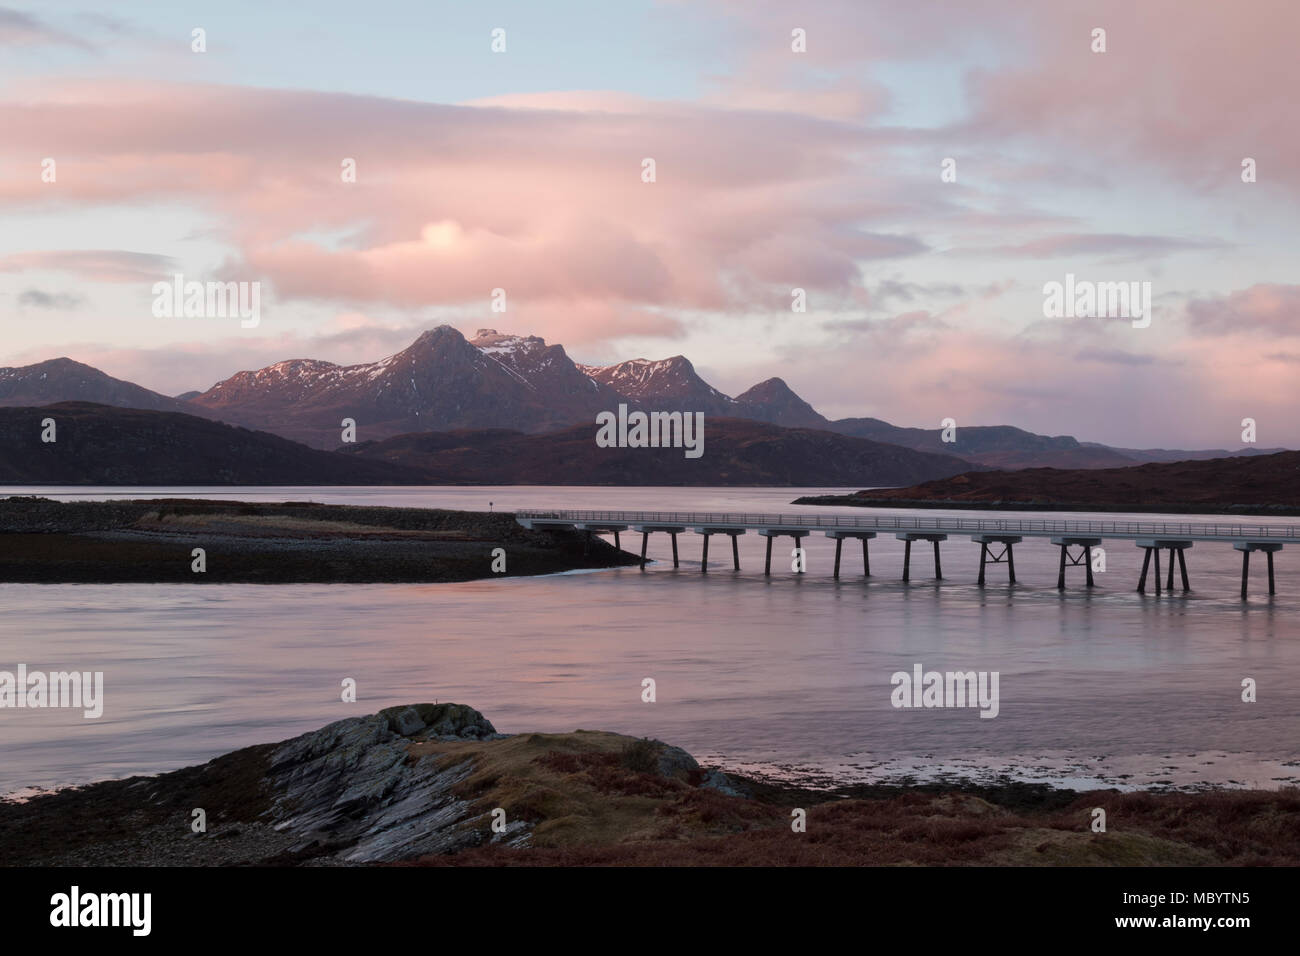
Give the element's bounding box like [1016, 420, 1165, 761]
[516, 509, 1293, 599]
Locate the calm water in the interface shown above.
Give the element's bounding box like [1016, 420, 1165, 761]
[2, 485, 1299, 795]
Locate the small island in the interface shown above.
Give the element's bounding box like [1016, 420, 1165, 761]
[0, 497, 636, 584]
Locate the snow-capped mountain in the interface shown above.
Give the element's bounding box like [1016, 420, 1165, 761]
[189, 326, 824, 448]
[576, 355, 740, 417]
[469, 329, 625, 410]
[0, 328, 1177, 467]
[191, 326, 617, 447]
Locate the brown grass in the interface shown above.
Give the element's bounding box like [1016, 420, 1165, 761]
[397, 732, 1300, 867]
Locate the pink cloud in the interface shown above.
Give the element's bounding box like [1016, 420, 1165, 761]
[0, 81, 921, 338]
[1185, 284, 1300, 335]
[0, 249, 176, 282]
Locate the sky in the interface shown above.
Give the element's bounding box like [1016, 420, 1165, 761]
[0, 0, 1297, 448]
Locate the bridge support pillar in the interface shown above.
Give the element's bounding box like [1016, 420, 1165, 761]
[971, 535, 1022, 586]
[1136, 539, 1194, 595]
[825, 530, 876, 579]
[896, 533, 947, 582]
[630, 524, 686, 571]
[758, 529, 808, 574]
[692, 526, 746, 573]
[1234, 541, 1282, 598]
[1049, 537, 1103, 590]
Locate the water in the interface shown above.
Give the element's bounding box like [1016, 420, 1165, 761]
[2, 486, 1299, 796]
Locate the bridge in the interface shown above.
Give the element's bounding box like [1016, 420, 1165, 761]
[515, 509, 1296, 598]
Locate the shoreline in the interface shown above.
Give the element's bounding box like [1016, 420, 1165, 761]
[792, 494, 1300, 517]
[0, 497, 638, 584]
[3, 703, 1296, 867]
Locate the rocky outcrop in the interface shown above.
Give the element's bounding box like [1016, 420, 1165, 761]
[0, 703, 745, 866]
[265, 704, 518, 863]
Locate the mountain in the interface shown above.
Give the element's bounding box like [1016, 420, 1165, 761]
[468, 328, 625, 412]
[343, 417, 985, 486]
[734, 378, 829, 429]
[0, 402, 427, 484]
[0, 357, 202, 416]
[1082, 443, 1292, 463]
[576, 354, 740, 417]
[191, 326, 617, 448]
[827, 418, 1135, 469]
[798, 450, 1300, 515]
[5, 330, 1291, 469]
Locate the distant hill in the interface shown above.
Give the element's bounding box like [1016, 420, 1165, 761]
[796, 451, 1300, 515]
[0, 358, 204, 416]
[342, 417, 985, 486]
[827, 418, 1135, 469]
[734, 378, 828, 429]
[0, 403, 427, 485]
[1082, 442, 1291, 463]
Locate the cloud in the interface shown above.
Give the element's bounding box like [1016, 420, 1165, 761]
[1185, 284, 1300, 336]
[977, 233, 1228, 260]
[0, 8, 93, 50]
[0, 250, 176, 282]
[961, 0, 1300, 189]
[0, 80, 942, 346]
[16, 288, 83, 309]
[1073, 348, 1156, 366]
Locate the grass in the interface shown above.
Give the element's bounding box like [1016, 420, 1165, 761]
[400, 732, 1300, 867]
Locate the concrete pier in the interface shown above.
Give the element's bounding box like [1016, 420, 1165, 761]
[971, 534, 1022, 586]
[825, 530, 876, 578]
[631, 524, 686, 569]
[692, 526, 746, 573]
[1049, 536, 1102, 589]
[1234, 541, 1283, 598]
[896, 532, 946, 582]
[1135, 539, 1193, 594]
[758, 528, 809, 575]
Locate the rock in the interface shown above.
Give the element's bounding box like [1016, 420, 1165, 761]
[655, 743, 700, 780]
[377, 702, 497, 739]
[700, 769, 748, 798]
[265, 703, 503, 863]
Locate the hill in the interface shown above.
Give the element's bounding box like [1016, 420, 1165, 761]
[794, 451, 1300, 515]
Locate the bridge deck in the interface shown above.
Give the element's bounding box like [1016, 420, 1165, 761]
[516, 509, 1299, 543]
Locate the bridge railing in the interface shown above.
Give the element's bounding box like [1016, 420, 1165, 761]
[514, 509, 1300, 540]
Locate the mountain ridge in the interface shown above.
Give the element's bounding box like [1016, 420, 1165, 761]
[0, 327, 1287, 468]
